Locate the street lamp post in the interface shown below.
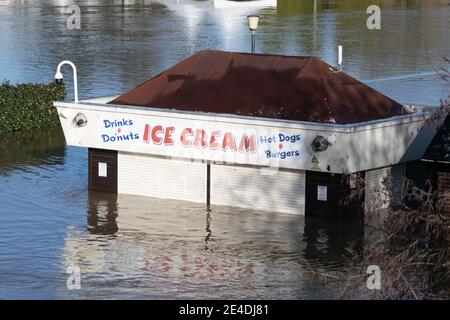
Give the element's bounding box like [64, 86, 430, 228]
[247, 15, 260, 54]
[54, 60, 79, 103]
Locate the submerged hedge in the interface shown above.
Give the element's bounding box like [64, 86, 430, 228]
[0, 81, 65, 133]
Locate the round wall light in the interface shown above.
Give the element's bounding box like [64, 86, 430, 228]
[74, 113, 87, 127]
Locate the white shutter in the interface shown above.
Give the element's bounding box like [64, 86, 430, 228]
[210, 164, 305, 215]
[118, 152, 206, 203]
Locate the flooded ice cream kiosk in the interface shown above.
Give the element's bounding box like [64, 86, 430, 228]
[54, 50, 446, 216]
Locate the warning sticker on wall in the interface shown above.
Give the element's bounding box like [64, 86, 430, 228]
[311, 155, 321, 171]
[98, 162, 107, 177]
[317, 185, 327, 201]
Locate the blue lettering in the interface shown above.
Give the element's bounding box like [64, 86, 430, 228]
[101, 131, 140, 143]
[103, 118, 136, 128]
[279, 133, 302, 143]
[265, 149, 300, 159]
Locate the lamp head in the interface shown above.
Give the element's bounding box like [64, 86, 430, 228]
[247, 15, 260, 31]
[54, 71, 63, 84]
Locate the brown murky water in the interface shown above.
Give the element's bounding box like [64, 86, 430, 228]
[0, 0, 448, 299]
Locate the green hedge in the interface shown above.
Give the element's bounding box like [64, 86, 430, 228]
[0, 81, 65, 133]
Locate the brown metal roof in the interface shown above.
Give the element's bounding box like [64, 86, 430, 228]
[110, 50, 405, 124]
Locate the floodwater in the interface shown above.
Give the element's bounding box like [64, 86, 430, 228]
[0, 0, 449, 299]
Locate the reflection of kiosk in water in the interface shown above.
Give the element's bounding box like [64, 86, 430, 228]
[303, 215, 364, 267]
[86, 192, 119, 235]
[63, 193, 307, 286]
[63, 192, 366, 295]
[54, 50, 446, 217]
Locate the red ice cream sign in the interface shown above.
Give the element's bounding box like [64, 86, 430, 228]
[142, 124, 258, 153]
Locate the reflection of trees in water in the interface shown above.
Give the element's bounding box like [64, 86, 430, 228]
[277, 0, 448, 13]
[303, 215, 364, 267]
[0, 127, 66, 173]
[87, 191, 119, 235]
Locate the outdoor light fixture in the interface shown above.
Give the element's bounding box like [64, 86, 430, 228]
[54, 71, 63, 84]
[74, 112, 87, 127]
[247, 15, 260, 54]
[247, 15, 260, 31]
[312, 135, 336, 152]
[55, 60, 79, 103]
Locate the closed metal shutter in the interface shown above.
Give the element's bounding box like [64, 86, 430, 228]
[118, 152, 207, 203]
[210, 164, 305, 215]
[365, 164, 405, 211]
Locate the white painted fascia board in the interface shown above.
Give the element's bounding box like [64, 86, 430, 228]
[54, 100, 445, 134]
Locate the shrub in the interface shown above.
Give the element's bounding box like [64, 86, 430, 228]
[0, 81, 65, 133]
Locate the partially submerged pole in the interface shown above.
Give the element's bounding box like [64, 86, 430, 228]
[251, 30, 256, 54]
[338, 45, 343, 71]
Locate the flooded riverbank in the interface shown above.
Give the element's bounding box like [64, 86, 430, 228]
[0, 127, 368, 299]
[0, 0, 448, 299]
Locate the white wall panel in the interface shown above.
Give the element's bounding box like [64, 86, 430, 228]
[118, 152, 206, 203]
[211, 164, 305, 215]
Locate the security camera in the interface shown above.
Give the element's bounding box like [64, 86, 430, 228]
[55, 71, 63, 84]
[74, 113, 87, 127]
